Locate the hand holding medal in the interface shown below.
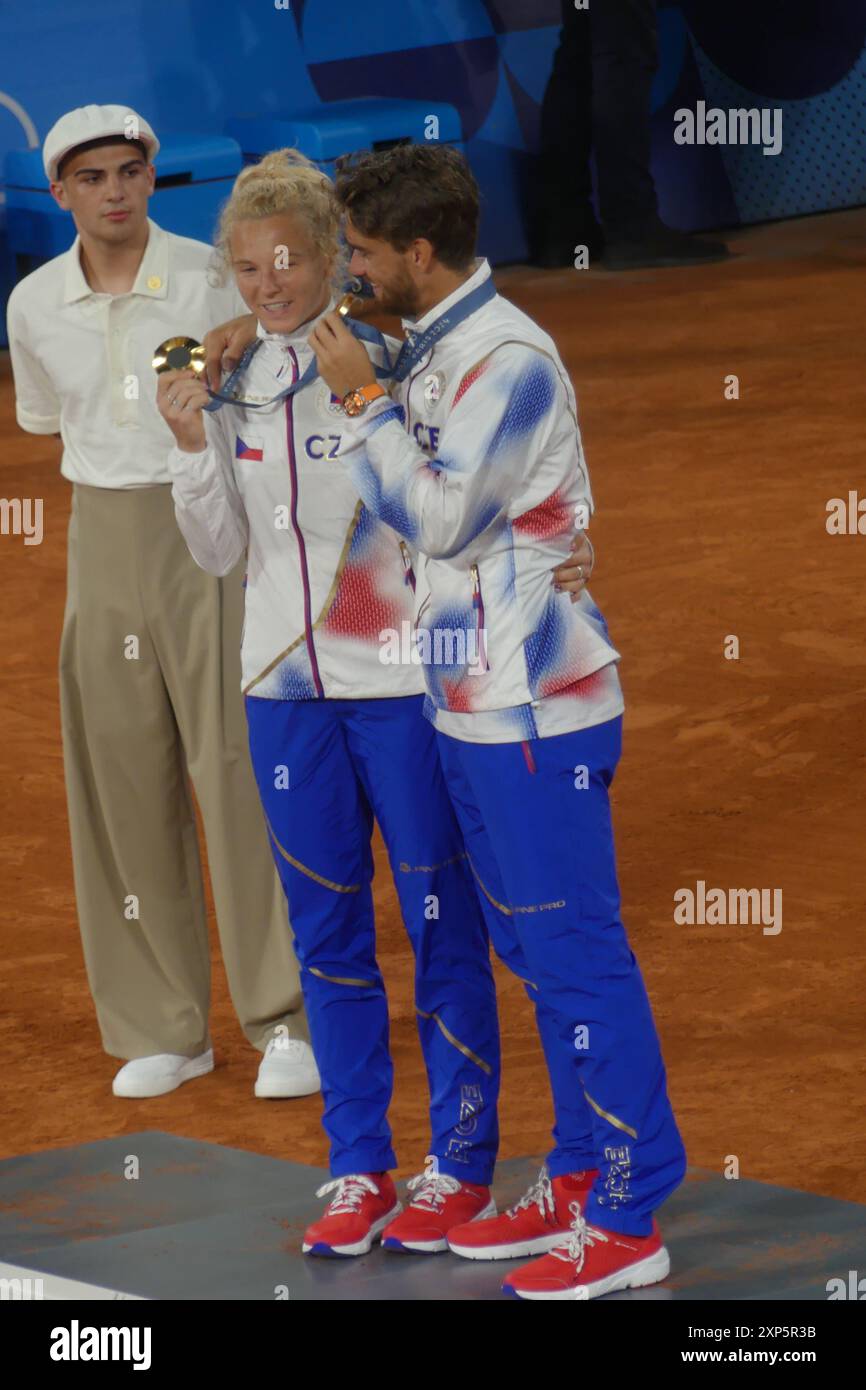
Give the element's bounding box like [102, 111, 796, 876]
[309, 309, 378, 403]
[152, 278, 387, 426]
[154, 340, 210, 453]
[152, 336, 207, 376]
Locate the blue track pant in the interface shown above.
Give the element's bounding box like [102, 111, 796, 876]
[436, 716, 686, 1235]
[245, 694, 500, 1184]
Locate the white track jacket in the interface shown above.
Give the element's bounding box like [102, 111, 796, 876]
[168, 303, 422, 701]
[341, 259, 625, 743]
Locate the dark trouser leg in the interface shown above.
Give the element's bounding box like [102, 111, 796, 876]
[345, 696, 500, 1186]
[591, 0, 660, 237]
[245, 695, 396, 1176]
[437, 720, 687, 1236]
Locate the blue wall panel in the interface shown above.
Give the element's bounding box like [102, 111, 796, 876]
[1, 0, 865, 337]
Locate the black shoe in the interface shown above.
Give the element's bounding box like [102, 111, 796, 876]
[603, 223, 730, 271]
[529, 208, 605, 269]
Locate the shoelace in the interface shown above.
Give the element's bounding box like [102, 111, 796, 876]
[505, 1166, 555, 1222]
[406, 1161, 463, 1212]
[315, 1174, 380, 1215]
[550, 1206, 609, 1269]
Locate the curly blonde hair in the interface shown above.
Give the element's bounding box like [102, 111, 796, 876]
[215, 147, 345, 289]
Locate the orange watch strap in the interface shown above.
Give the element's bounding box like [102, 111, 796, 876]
[359, 383, 386, 404]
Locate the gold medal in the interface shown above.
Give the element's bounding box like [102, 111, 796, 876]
[152, 336, 206, 375]
[337, 277, 367, 318]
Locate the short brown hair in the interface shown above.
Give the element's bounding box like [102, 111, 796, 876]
[57, 136, 148, 179]
[334, 144, 479, 270]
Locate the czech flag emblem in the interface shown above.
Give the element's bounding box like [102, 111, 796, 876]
[235, 435, 264, 461]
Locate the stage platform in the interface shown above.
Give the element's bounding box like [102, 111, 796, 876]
[1, 1133, 862, 1301]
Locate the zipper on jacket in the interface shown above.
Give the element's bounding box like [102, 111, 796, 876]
[399, 541, 416, 592]
[405, 351, 433, 438]
[415, 592, 432, 628]
[470, 562, 489, 673]
[284, 352, 324, 698]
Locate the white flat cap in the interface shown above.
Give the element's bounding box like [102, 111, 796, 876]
[43, 104, 159, 181]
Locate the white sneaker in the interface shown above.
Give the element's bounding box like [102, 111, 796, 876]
[112, 1048, 214, 1098]
[255, 1036, 321, 1099]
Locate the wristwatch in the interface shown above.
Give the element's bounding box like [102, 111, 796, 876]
[342, 382, 387, 417]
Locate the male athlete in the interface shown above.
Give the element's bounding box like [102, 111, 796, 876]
[6, 105, 314, 1099]
[305, 143, 687, 1300]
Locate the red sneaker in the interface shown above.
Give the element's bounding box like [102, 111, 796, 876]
[502, 1213, 670, 1300]
[302, 1173, 401, 1257]
[448, 1166, 597, 1260]
[382, 1159, 495, 1253]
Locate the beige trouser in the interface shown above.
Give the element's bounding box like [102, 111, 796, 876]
[59, 482, 308, 1060]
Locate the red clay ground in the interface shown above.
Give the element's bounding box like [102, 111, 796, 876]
[1, 210, 864, 1202]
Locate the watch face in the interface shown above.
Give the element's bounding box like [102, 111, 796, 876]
[343, 391, 364, 416]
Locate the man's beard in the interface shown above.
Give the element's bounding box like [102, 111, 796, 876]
[376, 265, 421, 319]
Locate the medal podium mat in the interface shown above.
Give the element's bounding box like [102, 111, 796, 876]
[1, 1132, 862, 1301]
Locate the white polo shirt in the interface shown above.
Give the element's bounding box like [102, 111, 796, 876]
[5, 217, 244, 489]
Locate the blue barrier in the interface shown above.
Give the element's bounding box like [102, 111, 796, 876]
[1, 0, 865, 345]
[228, 97, 462, 171]
[4, 134, 242, 264]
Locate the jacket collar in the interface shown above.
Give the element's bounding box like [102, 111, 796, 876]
[401, 257, 491, 335]
[255, 294, 339, 350]
[63, 218, 169, 304]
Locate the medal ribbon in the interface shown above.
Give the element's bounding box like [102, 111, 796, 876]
[388, 275, 497, 382]
[203, 273, 496, 412]
[203, 320, 391, 414]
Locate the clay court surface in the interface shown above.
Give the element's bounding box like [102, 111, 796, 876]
[1, 211, 864, 1202]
